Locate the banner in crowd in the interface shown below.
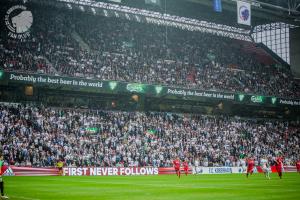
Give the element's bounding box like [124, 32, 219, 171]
[1, 166, 59, 176]
[192, 166, 297, 175]
[0, 71, 299, 107]
[0, 71, 236, 102]
[213, 0, 222, 12]
[63, 167, 159, 176]
[277, 99, 300, 106]
[1, 166, 297, 176]
[237, 1, 251, 26]
[193, 166, 245, 174]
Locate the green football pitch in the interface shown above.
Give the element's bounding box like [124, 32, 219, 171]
[4, 173, 300, 200]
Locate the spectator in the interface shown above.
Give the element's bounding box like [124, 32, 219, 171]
[0, 103, 299, 167]
[0, 3, 299, 98]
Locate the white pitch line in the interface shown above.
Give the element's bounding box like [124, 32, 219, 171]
[10, 195, 41, 200]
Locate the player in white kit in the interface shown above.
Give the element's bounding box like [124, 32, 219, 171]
[260, 157, 271, 179]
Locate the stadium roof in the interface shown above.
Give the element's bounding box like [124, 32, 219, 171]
[187, 0, 300, 26]
[97, 0, 300, 27]
[29, 0, 298, 41]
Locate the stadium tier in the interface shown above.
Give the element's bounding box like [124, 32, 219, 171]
[0, 2, 299, 98]
[0, 103, 299, 168]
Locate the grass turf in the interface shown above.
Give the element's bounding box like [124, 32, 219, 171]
[4, 173, 300, 200]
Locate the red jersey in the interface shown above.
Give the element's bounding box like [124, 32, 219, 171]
[173, 159, 180, 169]
[183, 161, 189, 170]
[275, 157, 283, 172]
[0, 166, 8, 176]
[296, 161, 300, 170]
[247, 159, 255, 168]
[276, 157, 283, 167]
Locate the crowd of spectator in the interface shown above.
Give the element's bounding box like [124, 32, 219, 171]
[1, 103, 299, 168]
[0, 4, 299, 98]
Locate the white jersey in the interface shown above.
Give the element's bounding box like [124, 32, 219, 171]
[260, 159, 270, 171]
[240, 159, 246, 167]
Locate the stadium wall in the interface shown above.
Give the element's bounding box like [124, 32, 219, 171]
[1, 166, 297, 176]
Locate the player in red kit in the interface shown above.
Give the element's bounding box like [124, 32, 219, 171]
[275, 156, 283, 179]
[246, 157, 255, 178]
[173, 157, 181, 178]
[182, 159, 189, 176]
[296, 160, 300, 173]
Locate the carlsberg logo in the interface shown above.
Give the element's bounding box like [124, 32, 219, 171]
[251, 96, 263, 103]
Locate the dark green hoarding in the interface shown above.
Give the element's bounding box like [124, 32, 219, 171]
[0, 71, 299, 107]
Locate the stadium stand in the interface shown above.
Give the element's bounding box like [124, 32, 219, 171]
[0, 103, 299, 167]
[0, 1, 300, 200]
[0, 4, 299, 98]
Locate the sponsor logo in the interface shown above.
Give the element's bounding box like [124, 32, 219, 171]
[238, 94, 245, 101]
[239, 5, 249, 21]
[3, 167, 15, 176]
[209, 167, 232, 174]
[251, 95, 263, 103]
[271, 97, 277, 104]
[155, 86, 163, 94]
[0, 70, 4, 80]
[109, 81, 117, 90]
[126, 83, 145, 93]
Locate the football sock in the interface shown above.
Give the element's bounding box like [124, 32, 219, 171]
[0, 181, 4, 196]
